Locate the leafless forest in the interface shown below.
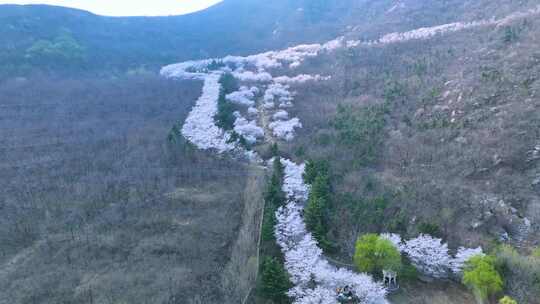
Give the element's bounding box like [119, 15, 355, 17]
[0, 75, 258, 303]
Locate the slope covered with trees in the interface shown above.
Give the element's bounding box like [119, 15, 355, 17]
[2, 1, 540, 303]
[2, 0, 538, 78]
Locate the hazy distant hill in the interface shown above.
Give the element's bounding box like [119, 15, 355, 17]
[2, 0, 536, 77]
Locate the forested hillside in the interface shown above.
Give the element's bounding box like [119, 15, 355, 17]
[2, 0, 537, 77]
[1, 1, 540, 304]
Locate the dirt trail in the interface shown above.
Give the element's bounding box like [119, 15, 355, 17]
[257, 98, 277, 145]
[389, 281, 476, 304]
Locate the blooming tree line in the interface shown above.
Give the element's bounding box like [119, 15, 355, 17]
[276, 159, 388, 304]
[381, 233, 483, 278]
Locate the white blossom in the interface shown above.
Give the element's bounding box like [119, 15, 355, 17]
[274, 74, 331, 84]
[247, 107, 259, 116]
[178, 74, 235, 153]
[226, 86, 256, 106]
[273, 110, 289, 121]
[380, 233, 403, 251]
[263, 101, 276, 110]
[401, 235, 451, 278]
[269, 118, 302, 141]
[450, 247, 484, 274]
[233, 116, 264, 144]
[264, 83, 293, 102]
[232, 70, 273, 82]
[323, 37, 344, 51]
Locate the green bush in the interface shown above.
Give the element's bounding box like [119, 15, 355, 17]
[333, 104, 386, 164]
[494, 245, 540, 302]
[304, 173, 333, 251]
[503, 26, 519, 44]
[418, 222, 442, 238]
[219, 72, 238, 94]
[399, 260, 419, 282]
[262, 157, 286, 243]
[353, 234, 402, 275]
[499, 296, 517, 304]
[352, 196, 389, 231]
[26, 32, 86, 63]
[214, 73, 239, 131]
[303, 159, 329, 185]
[462, 255, 503, 302]
[260, 257, 292, 303]
[532, 247, 540, 259]
[383, 80, 406, 103]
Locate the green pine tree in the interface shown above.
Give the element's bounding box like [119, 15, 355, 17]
[304, 174, 332, 250]
[260, 257, 292, 303]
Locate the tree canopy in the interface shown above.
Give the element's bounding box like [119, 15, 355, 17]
[499, 296, 518, 304]
[354, 234, 402, 274]
[462, 255, 503, 302]
[260, 257, 292, 303]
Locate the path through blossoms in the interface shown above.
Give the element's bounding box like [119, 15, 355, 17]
[161, 6, 539, 303]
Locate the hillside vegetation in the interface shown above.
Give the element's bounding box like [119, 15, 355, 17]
[283, 6, 540, 303]
[1, 1, 540, 304]
[2, 0, 538, 77]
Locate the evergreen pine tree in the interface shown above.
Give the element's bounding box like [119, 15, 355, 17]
[304, 174, 332, 250]
[260, 257, 292, 303]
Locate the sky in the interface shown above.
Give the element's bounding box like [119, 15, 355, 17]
[1, 0, 223, 16]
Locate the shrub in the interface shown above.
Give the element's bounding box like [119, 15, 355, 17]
[303, 159, 329, 185]
[26, 32, 86, 63]
[462, 255, 503, 302]
[499, 296, 518, 304]
[219, 72, 238, 93]
[401, 234, 451, 278]
[400, 260, 419, 282]
[532, 247, 540, 259]
[383, 80, 406, 103]
[352, 196, 390, 231]
[260, 257, 292, 303]
[418, 222, 442, 238]
[262, 157, 286, 243]
[503, 26, 519, 44]
[207, 59, 225, 71]
[333, 104, 386, 164]
[215, 89, 235, 130]
[214, 73, 238, 130]
[353, 234, 402, 275]
[494, 245, 540, 302]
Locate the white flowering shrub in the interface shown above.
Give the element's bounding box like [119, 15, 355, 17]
[233, 116, 264, 144]
[269, 118, 303, 141]
[401, 235, 451, 278]
[263, 101, 275, 110]
[232, 70, 273, 82]
[274, 74, 331, 84]
[450, 247, 484, 274]
[273, 110, 289, 121]
[247, 107, 259, 116]
[264, 83, 292, 102]
[226, 86, 257, 106]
